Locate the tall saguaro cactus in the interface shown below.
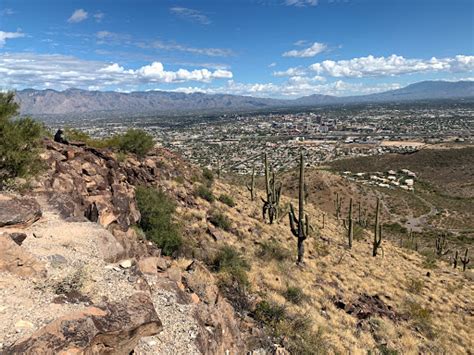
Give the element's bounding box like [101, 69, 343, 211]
[343, 198, 354, 248]
[372, 197, 383, 257]
[246, 164, 256, 201]
[289, 151, 310, 265]
[262, 153, 281, 224]
[334, 193, 342, 220]
[460, 248, 470, 271]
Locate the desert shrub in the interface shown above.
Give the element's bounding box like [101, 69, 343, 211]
[255, 301, 328, 354]
[255, 300, 287, 325]
[283, 286, 306, 305]
[0, 92, 45, 186]
[208, 210, 232, 231]
[406, 277, 424, 294]
[195, 184, 215, 202]
[257, 240, 291, 261]
[202, 167, 214, 185]
[402, 299, 435, 338]
[421, 251, 438, 269]
[218, 194, 236, 207]
[115, 128, 154, 157]
[64, 128, 154, 157]
[135, 186, 182, 256]
[212, 246, 250, 286]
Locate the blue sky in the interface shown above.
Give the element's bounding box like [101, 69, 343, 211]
[0, 0, 473, 97]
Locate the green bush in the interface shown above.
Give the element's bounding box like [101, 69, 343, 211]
[283, 286, 306, 305]
[218, 194, 236, 207]
[202, 167, 214, 185]
[135, 186, 182, 256]
[212, 246, 249, 285]
[64, 127, 154, 157]
[402, 299, 435, 338]
[196, 184, 215, 202]
[116, 128, 154, 157]
[257, 240, 291, 261]
[255, 300, 287, 325]
[208, 210, 232, 231]
[0, 92, 44, 185]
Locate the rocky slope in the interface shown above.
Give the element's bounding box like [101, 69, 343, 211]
[0, 138, 473, 354]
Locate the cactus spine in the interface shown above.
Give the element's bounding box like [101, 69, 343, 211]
[372, 197, 382, 257]
[246, 164, 256, 201]
[343, 198, 354, 248]
[289, 151, 310, 265]
[460, 248, 470, 271]
[262, 153, 281, 224]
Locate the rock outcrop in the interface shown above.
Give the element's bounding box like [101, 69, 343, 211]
[0, 196, 42, 228]
[6, 292, 162, 355]
[0, 233, 46, 278]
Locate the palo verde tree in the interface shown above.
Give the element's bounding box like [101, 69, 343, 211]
[289, 151, 311, 265]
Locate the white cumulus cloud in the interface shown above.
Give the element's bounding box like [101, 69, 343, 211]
[68, 9, 88, 23]
[283, 42, 327, 58]
[0, 53, 233, 90]
[0, 30, 24, 47]
[309, 54, 474, 78]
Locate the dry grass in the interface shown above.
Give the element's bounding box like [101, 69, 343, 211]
[163, 171, 474, 353]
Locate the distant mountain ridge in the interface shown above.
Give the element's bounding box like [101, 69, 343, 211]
[15, 80, 474, 116]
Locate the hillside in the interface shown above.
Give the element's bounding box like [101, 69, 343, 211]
[0, 139, 472, 353]
[15, 81, 474, 116]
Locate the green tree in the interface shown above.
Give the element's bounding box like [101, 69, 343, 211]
[0, 92, 44, 185]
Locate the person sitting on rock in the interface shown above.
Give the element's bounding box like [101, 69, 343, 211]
[54, 129, 69, 144]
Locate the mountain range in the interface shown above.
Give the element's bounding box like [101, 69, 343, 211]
[15, 80, 474, 116]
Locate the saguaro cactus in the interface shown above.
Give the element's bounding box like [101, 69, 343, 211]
[289, 151, 310, 265]
[262, 153, 281, 224]
[452, 250, 459, 269]
[246, 164, 256, 201]
[372, 197, 382, 257]
[460, 248, 470, 271]
[435, 234, 450, 257]
[343, 198, 354, 249]
[334, 193, 342, 220]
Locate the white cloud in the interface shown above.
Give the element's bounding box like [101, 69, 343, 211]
[268, 62, 277, 68]
[0, 8, 15, 16]
[0, 30, 25, 47]
[170, 7, 211, 25]
[141, 40, 233, 57]
[283, 42, 327, 58]
[310, 54, 474, 78]
[171, 79, 402, 98]
[94, 12, 104, 23]
[68, 9, 88, 23]
[273, 66, 307, 77]
[0, 53, 233, 90]
[285, 0, 319, 7]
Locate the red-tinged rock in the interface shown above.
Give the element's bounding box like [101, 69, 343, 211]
[0, 233, 46, 278]
[6, 293, 162, 355]
[0, 195, 42, 228]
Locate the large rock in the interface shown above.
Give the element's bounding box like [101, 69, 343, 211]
[6, 292, 162, 355]
[0, 233, 46, 278]
[0, 195, 42, 228]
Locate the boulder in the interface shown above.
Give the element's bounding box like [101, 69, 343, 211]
[6, 292, 162, 355]
[0, 196, 42, 228]
[0, 233, 46, 278]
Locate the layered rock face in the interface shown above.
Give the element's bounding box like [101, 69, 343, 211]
[0, 140, 249, 354]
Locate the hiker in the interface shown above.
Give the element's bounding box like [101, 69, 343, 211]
[54, 129, 69, 144]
